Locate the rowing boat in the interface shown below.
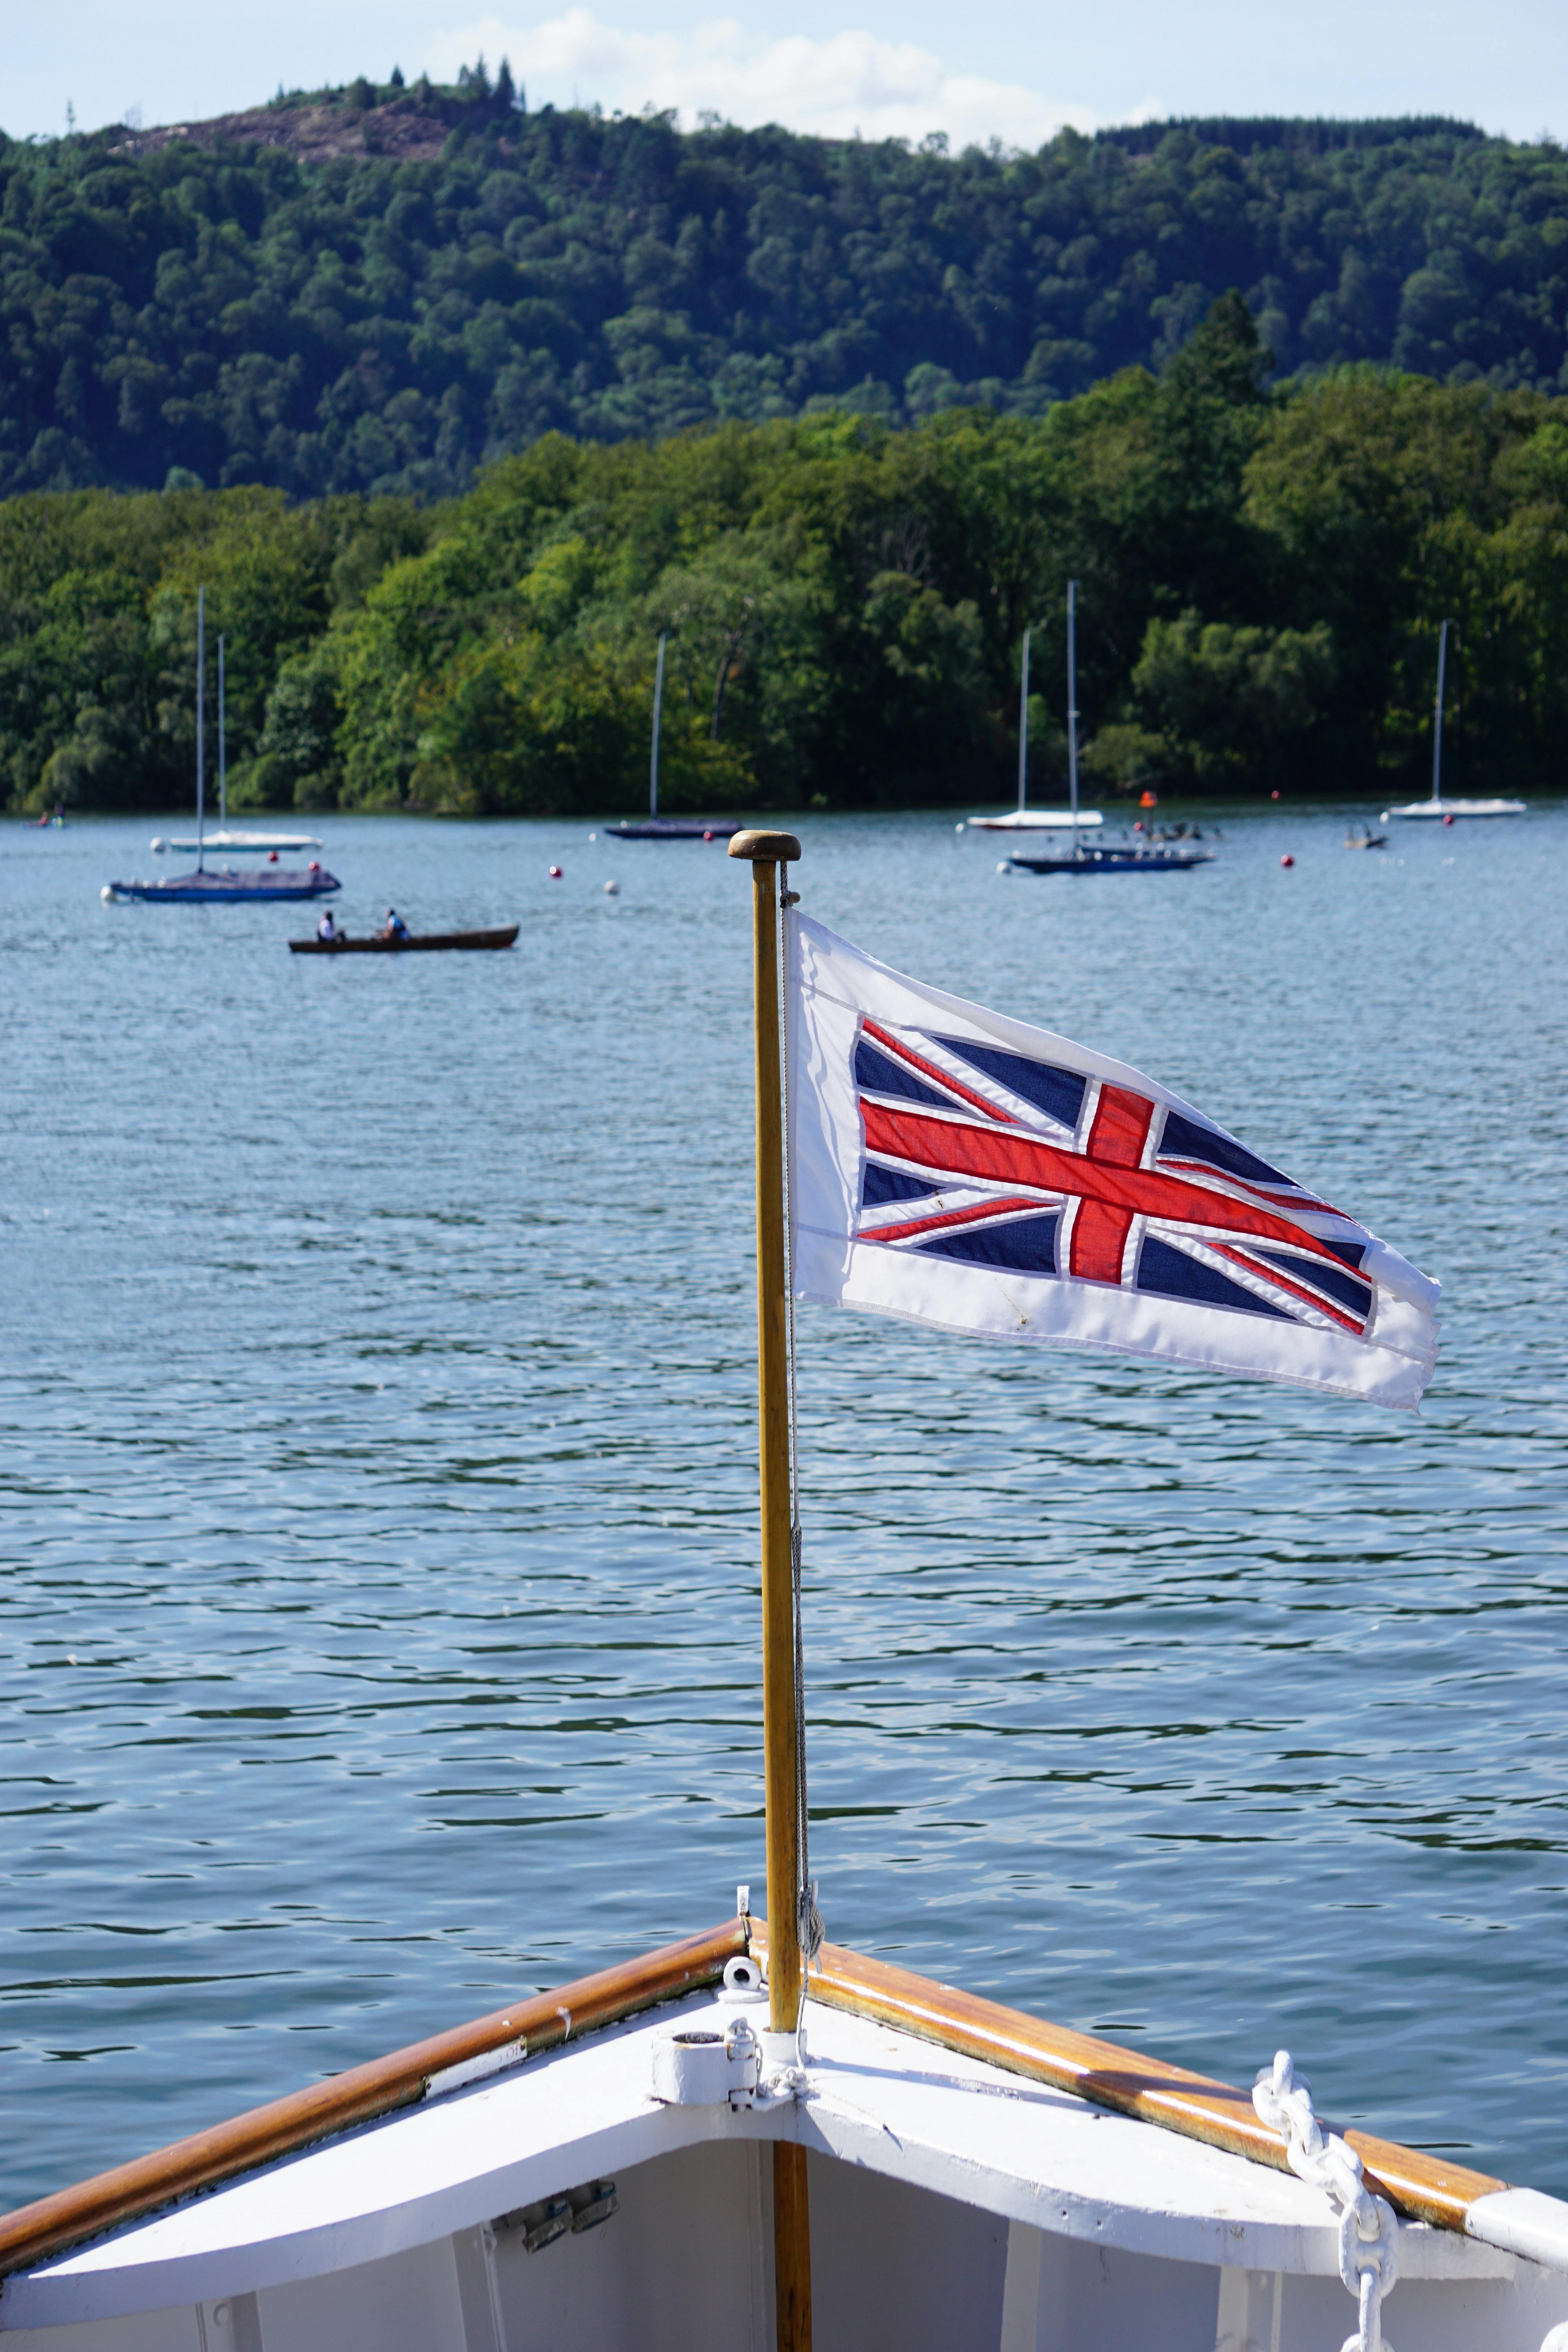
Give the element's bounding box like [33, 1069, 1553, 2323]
[289, 927, 519, 954]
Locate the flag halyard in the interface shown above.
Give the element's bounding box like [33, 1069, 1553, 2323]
[788, 915, 1439, 1410]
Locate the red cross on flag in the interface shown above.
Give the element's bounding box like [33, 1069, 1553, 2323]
[787, 915, 1439, 1410]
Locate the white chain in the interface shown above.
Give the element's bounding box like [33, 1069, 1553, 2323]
[1252, 2051, 1399, 2352]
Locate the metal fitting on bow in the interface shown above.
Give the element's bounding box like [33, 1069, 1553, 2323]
[1253, 2050, 1399, 2352]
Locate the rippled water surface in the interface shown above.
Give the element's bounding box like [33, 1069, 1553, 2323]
[3, 804, 1566, 2210]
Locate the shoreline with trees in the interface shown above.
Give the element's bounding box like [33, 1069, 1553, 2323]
[5, 299, 1568, 817]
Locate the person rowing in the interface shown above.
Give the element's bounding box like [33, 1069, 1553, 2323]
[317, 909, 338, 942]
[379, 907, 409, 940]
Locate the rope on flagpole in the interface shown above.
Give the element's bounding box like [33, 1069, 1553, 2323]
[777, 868, 823, 2028]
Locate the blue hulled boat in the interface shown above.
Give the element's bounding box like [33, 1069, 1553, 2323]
[105, 862, 341, 903]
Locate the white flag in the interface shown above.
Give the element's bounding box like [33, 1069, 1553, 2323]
[788, 915, 1439, 1410]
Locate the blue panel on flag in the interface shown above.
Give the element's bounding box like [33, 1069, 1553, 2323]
[1252, 1247, 1373, 1316]
[1158, 1111, 1290, 1189]
[1136, 1234, 1292, 1319]
[918, 1214, 1059, 1274]
[938, 1038, 1086, 1132]
[862, 1160, 943, 1208]
[854, 1036, 957, 1111]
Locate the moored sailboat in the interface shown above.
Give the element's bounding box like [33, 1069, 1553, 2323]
[105, 593, 341, 904]
[967, 593, 1104, 834]
[1005, 586, 1210, 874]
[150, 632, 325, 856]
[606, 633, 742, 841]
[1383, 620, 1525, 820]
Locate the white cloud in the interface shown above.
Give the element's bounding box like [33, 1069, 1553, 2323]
[424, 10, 1097, 148]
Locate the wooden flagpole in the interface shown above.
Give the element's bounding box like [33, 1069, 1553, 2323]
[728, 826, 811, 2352]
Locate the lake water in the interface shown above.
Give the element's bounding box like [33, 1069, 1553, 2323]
[3, 803, 1566, 2213]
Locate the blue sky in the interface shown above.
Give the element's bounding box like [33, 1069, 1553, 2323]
[11, 0, 1568, 147]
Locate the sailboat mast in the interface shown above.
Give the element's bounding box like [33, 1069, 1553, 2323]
[196, 586, 205, 869]
[650, 633, 666, 820]
[1016, 628, 1031, 815]
[218, 634, 226, 831]
[1067, 580, 1080, 848]
[1431, 618, 1449, 806]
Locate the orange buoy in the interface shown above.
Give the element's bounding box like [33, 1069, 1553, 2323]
[1139, 789, 1158, 808]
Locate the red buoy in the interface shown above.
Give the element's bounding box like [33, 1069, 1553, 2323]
[1280, 853, 1295, 867]
[1442, 812, 1455, 826]
[1270, 790, 1281, 801]
[548, 864, 563, 879]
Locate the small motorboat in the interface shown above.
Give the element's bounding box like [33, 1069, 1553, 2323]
[289, 926, 519, 954]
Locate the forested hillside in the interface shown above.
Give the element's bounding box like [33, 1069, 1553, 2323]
[8, 302, 1568, 817]
[4, 75, 1568, 500]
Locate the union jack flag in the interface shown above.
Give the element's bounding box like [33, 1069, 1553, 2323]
[788, 914, 1438, 1408]
[854, 1018, 1375, 1340]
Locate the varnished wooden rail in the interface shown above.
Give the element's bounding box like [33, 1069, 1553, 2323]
[0, 1912, 1517, 2287]
[748, 1921, 1507, 2233]
[0, 1917, 746, 2279]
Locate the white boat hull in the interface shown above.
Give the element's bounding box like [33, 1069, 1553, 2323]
[1381, 798, 1526, 819]
[5, 1969, 1565, 2350]
[966, 811, 1104, 831]
[150, 833, 324, 854]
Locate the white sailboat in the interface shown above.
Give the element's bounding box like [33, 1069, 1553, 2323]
[1383, 619, 1524, 820]
[1007, 587, 1211, 872]
[966, 591, 1103, 832]
[151, 631, 324, 855]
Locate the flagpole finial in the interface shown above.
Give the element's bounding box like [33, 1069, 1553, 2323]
[729, 829, 802, 862]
